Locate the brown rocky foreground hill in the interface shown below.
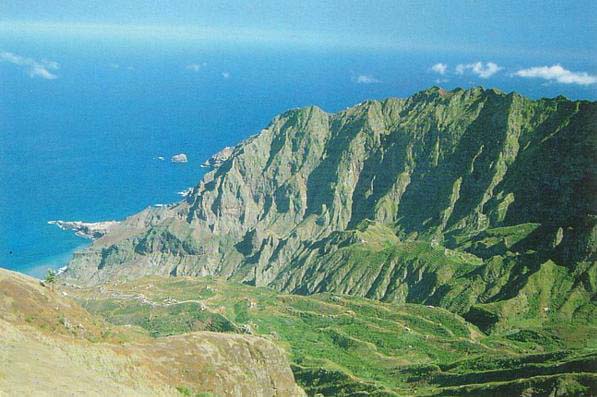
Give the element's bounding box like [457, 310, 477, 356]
[0, 268, 304, 396]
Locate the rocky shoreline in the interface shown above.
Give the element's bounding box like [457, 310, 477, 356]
[48, 220, 120, 240]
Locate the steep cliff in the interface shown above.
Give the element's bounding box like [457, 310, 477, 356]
[61, 87, 596, 328]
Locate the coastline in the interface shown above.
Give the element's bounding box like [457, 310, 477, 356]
[48, 220, 120, 240]
[19, 244, 89, 280]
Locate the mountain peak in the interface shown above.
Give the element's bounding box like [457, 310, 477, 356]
[61, 88, 595, 333]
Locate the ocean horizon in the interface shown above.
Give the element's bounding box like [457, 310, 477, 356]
[1, 37, 596, 277]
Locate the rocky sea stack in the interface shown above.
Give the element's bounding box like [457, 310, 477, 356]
[171, 153, 188, 163]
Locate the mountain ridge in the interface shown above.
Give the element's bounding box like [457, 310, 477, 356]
[60, 86, 596, 334]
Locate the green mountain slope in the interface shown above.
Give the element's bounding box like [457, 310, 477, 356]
[61, 88, 595, 321]
[67, 276, 597, 397]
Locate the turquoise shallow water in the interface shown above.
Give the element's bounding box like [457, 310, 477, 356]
[1, 37, 595, 276]
[22, 244, 89, 279]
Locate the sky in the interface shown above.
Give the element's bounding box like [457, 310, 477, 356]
[0, 1, 596, 57]
[0, 1, 595, 94]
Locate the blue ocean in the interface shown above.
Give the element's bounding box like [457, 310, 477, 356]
[1, 36, 595, 277]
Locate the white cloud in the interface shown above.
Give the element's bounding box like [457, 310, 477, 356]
[186, 62, 207, 72]
[455, 62, 502, 79]
[0, 51, 59, 79]
[221, 71, 230, 79]
[514, 64, 597, 85]
[354, 74, 381, 84]
[29, 65, 57, 79]
[431, 63, 448, 75]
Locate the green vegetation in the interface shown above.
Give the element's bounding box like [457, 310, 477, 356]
[72, 276, 597, 396]
[59, 87, 597, 395]
[62, 88, 595, 326]
[44, 269, 56, 284]
[176, 386, 215, 397]
[84, 299, 237, 337]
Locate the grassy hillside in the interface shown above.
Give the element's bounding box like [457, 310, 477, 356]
[69, 276, 597, 396]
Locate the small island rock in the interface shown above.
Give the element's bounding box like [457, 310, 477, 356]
[171, 153, 188, 163]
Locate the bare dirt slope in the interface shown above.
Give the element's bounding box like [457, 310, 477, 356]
[0, 269, 304, 396]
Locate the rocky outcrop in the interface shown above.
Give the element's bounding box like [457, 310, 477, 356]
[202, 145, 234, 168]
[61, 87, 596, 321]
[131, 332, 305, 397]
[49, 220, 120, 240]
[171, 153, 188, 163]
